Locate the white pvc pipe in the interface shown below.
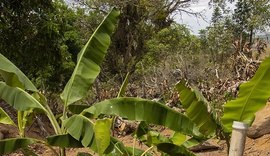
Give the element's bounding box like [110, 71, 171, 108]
[229, 121, 249, 156]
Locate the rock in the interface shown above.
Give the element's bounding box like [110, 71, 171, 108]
[247, 102, 270, 139]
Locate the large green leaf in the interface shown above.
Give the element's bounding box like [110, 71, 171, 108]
[157, 143, 196, 156]
[182, 138, 201, 148]
[0, 53, 37, 92]
[63, 114, 95, 147]
[0, 82, 45, 111]
[82, 97, 203, 138]
[171, 132, 187, 145]
[105, 137, 151, 156]
[0, 107, 15, 126]
[47, 134, 84, 148]
[176, 81, 217, 136]
[62, 115, 137, 155]
[63, 115, 113, 154]
[60, 8, 120, 106]
[68, 104, 90, 114]
[94, 119, 112, 155]
[47, 133, 150, 156]
[0, 138, 35, 155]
[222, 57, 270, 132]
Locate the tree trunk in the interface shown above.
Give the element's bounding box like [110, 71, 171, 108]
[240, 32, 243, 53]
[249, 28, 253, 43]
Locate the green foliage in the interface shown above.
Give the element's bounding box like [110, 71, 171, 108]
[94, 119, 112, 155]
[138, 24, 195, 71]
[63, 115, 95, 147]
[0, 0, 82, 91]
[4, 1, 270, 155]
[60, 8, 120, 106]
[0, 82, 45, 111]
[176, 81, 217, 137]
[222, 57, 270, 132]
[0, 138, 35, 155]
[47, 134, 84, 148]
[0, 53, 38, 92]
[82, 97, 203, 138]
[157, 143, 196, 156]
[0, 108, 15, 126]
[205, 21, 234, 63]
[171, 132, 187, 145]
[117, 72, 130, 97]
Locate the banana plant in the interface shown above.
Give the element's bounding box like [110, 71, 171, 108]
[0, 7, 120, 155]
[222, 57, 270, 133]
[176, 81, 218, 137]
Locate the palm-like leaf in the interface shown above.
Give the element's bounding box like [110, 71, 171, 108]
[0, 138, 35, 155]
[0, 53, 37, 92]
[82, 97, 203, 138]
[47, 134, 151, 156]
[0, 107, 15, 126]
[60, 8, 120, 106]
[47, 134, 84, 148]
[63, 114, 95, 147]
[222, 57, 270, 132]
[94, 119, 112, 155]
[157, 143, 195, 156]
[176, 81, 217, 136]
[62, 115, 127, 155]
[0, 82, 45, 111]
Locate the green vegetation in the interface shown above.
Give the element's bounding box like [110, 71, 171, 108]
[0, 0, 270, 155]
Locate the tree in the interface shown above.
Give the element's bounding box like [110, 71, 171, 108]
[0, 0, 86, 91]
[233, 0, 270, 43]
[74, 0, 201, 79]
[211, 6, 223, 24]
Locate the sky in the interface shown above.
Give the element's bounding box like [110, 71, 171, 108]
[176, 1, 238, 35]
[174, 1, 213, 35]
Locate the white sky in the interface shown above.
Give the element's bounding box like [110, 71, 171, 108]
[176, 0, 237, 35]
[175, 1, 213, 35]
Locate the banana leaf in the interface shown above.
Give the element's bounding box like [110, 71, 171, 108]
[182, 138, 201, 148]
[0, 53, 37, 92]
[63, 114, 95, 147]
[133, 121, 149, 138]
[47, 133, 150, 156]
[157, 143, 196, 156]
[94, 119, 112, 155]
[68, 104, 90, 114]
[0, 107, 15, 126]
[47, 134, 84, 148]
[117, 72, 130, 97]
[176, 81, 217, 136]
[170, 132, 186, 145]
[171, 134, 203, 149]
[63, 115, 115, 155]
[222, 57, 270, 132]
[82, 97, 203, 138]
[60, 8, 120, 106]
[0, 82, 45, 111]
[0, 138, 35, 155]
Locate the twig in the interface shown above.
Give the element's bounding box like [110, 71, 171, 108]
[140, 146, 154, 156]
